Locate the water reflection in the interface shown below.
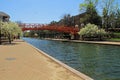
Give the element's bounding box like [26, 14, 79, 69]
[23, 38, 120, 80]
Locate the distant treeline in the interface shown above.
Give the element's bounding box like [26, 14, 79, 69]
[49, 0, 120, 32]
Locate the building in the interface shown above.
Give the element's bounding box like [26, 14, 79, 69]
[58, 12, 86, 28]
[0, 11, 10, 22]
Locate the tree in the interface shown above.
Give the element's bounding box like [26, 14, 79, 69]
[2, 22, 22, 43]
[115, 9, 120, 28]
[23, 31, 30, 37]
[80, 0, 98, 12]
[0, 20, 4, 44]
[49, 21, 58, 26]
[101, 0, 118, 30]
[80, 0, 102, 26]
[62, 14, 71, 26]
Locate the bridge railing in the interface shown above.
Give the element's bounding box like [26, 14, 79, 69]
[19, 23, 80, 34]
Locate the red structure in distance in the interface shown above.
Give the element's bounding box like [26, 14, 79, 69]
[20, 23, 80, 35]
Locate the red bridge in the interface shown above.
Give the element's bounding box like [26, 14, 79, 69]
[19, 23, 80, 34]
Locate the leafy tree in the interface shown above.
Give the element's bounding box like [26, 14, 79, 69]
[2, 22, 22, 43]
[80, 0, 102, 26]
[62, 14, 71, 26]
[115, 9, 120, 28]
[101, 0, 118, 30]
[49, 21, 58, 26]
[28, 30, 36, 37]
[0, 20, 4, 44]
[80, 0, 98, 12]
[23, 31, 30, 37]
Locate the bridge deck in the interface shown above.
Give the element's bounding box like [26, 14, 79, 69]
[20, 24, 79, 34]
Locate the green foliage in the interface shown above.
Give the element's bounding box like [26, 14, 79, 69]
[112, 32, 120, 38]
[62, 14, 71, 26]
[49, 21, 58, 26]
[0, 20, 4, 44]
[80, 0, 120, 30]
[78, 23, 106, 40]
[23, 31, 30, 37]
[107, 38, 120, 42]
[102, 0, 119, 29]
[80, 0, 98, 12]
[115, 9, 120, 28]
[1, 21, 22, 43]
[2, 22, 22, 36]
[80, 3, 88, 11]
[79, 0, 102, 26]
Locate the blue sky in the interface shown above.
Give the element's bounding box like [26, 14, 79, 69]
[0, 0, 84, 24]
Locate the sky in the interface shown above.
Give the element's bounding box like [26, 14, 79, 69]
[0, 0, 84, 24]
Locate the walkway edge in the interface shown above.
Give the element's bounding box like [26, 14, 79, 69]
[25, 42, 94, 80]
[45, 38, 120, 46]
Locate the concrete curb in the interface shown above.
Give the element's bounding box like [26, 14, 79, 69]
[26, 42, 94, 80]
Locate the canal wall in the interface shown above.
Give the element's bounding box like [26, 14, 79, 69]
[45, 38, 120, 46]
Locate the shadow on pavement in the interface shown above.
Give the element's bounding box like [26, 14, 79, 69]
[0, 39, 23, 45]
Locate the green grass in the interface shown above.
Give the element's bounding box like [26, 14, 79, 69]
[107, 38, 120, 42]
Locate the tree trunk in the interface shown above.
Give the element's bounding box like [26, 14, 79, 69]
[8, 34, 11, 44]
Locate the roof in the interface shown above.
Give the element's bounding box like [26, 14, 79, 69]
[0, 11, 10, 18]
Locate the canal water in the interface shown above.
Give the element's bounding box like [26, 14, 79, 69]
[23, 38, 120, 80]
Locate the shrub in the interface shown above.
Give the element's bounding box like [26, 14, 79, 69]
[78, 23, 107, 40]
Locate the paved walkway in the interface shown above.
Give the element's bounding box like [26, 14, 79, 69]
[0, 40, 92, 80]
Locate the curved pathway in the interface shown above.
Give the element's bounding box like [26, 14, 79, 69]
[0, 40, 92, 80]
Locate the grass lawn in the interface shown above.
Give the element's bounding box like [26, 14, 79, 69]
[107, 38, 120, 42]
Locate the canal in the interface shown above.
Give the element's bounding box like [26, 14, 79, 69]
[23, 37, 120, 80]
